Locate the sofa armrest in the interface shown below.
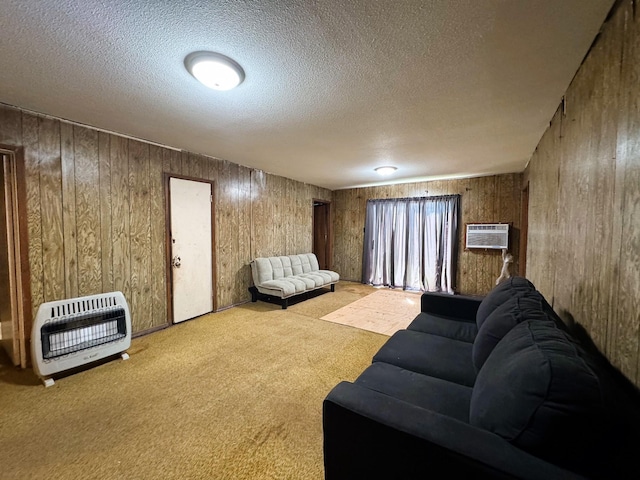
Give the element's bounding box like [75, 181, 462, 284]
[421, 292, 482, 322]
[323, 382, 586, 480]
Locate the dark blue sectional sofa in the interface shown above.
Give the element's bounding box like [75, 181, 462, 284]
[323, 277, 640, 479]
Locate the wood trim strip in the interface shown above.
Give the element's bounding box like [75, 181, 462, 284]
[0, 144, 33, 367]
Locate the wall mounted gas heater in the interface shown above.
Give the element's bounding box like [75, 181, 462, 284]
[31, 291, 132, 387]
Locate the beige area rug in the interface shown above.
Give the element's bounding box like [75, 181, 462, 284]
[320, 288, 422, 335]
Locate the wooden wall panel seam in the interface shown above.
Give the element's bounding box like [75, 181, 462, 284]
[98, 131, 114, 293]
[61, 122, 78, 300]
[23, 112, 44, 314]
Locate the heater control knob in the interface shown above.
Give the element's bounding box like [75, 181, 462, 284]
[172, 256, 181, 268]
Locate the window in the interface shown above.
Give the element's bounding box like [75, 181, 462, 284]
[362, 195, 460, 293]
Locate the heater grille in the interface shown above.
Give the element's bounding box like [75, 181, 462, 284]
[41, 309, 127, 359]
[32, 291, 131, 387]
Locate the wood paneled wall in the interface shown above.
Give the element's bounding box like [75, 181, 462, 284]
[525, 0, 640, 386]
[333, 173, 523, 296]
[0, 105, 331, 334]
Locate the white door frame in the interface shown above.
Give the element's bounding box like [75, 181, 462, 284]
[164, 174, 216, 324]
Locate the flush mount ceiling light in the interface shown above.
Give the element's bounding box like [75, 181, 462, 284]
[375, 166, 398, 176]
[184, 51, 245, 91]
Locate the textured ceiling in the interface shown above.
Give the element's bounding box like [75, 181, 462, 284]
[0, 0, 613, 190]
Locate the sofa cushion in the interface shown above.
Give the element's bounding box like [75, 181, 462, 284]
[469, 319, 605, 473]
[258, 278, 307, 297]
[297, 272, 326, 288]
[319, 269, 340, 283]
[475, 277, 535, 328]
[472, 292, 550, 371]
[373, 330, 476, 387]
[356, 362, 472, 422]
[251, 257, 276, 285]
[289, 275, 317, 289]
[291, 253, 318, 273]
[280, 256, 295, 277]
[289, 254, 306, 275]
[420, 292, 482, 322]
[408, 312, 477, 343]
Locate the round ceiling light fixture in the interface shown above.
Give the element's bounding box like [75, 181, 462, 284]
[375, 166, 398, 176]
[184, 51, 245, 91]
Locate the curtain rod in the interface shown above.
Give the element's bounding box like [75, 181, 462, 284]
[367, 194, 460, 203]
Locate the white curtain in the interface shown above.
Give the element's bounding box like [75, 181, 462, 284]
[362, 195, 460, 293]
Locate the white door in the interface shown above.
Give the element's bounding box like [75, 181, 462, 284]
[169, 177, 213, 323]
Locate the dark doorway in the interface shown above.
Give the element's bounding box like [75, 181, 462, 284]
[313, 200, 332, 270]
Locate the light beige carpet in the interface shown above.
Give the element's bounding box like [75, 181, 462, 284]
[320, 288, 421, 336]
[0, 281, 387, 480]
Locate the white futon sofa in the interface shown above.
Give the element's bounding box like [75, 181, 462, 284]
[249, 253, 339, 309]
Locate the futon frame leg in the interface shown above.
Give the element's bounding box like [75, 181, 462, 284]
[249, 286, 258, 302]
[331, 284, 335, 292]
[282, 298, 288, 309]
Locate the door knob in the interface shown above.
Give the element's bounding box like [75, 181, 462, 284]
[172, 256, 181, 268]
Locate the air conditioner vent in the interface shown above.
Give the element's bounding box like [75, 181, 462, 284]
[466, 223, 509, 249]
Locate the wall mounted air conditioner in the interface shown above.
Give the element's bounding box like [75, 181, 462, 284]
[466, 223, 509, 250]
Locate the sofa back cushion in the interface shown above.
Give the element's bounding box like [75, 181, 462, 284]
[290, 253, 319, 274]
[251, 257, 276, 285]
[475, 277, 535, 328]
[252, 254, 322, 285]
[290, 255, 304, 275]
[472, 291, 550, 371]
[251, 256, 294, 283]
[470, 320, 606, 474]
